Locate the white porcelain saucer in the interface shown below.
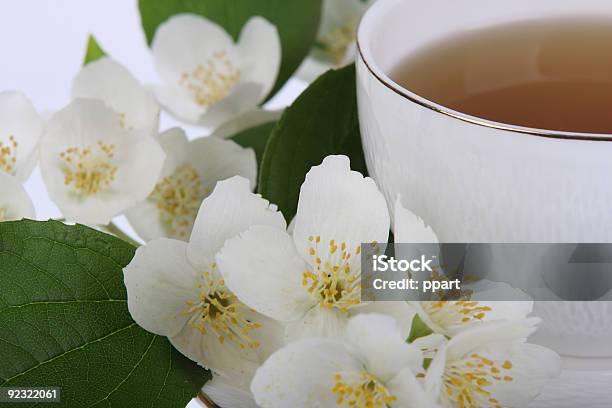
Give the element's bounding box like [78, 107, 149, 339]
[531, 357, 612, 407]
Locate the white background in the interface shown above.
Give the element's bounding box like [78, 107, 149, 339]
[0, 0, 305, 237]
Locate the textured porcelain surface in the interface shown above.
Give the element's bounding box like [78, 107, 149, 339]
[531, 368, 612, 407]
[531, 301, 612, 357]
[357, 0, 612, 358]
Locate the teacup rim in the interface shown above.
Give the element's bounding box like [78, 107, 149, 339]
[357, 0, 612, 142]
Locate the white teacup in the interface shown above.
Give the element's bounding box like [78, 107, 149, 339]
[356, 0, 612, 362]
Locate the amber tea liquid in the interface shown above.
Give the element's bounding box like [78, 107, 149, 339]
[391, 17, 612, 133]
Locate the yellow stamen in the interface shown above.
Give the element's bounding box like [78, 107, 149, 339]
[302, 235, 364, 312]
[442, 354, 514, 408]
[179, 51, 240, 107]
[60, 141, 117, 196]
[150, 164, 206, 238]
[184, 266, 261, 350]
[118, 112, 131, 130]
[0, 135, 18, 175]
[319, 17, 359, 66]
[332, 372, 396, 407]
[422, 301, 493, 329]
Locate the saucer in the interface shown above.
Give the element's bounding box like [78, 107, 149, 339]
[531, 359, 612, 407]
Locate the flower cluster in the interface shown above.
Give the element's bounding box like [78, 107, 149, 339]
[123, 156, 561, 408]
[1, 13, 281, 237]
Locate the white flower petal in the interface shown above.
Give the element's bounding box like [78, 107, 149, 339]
[188, 137, 257, 193]
[431, 336, 560, 408]
[72, 57, 159, 137]
[285, 306, 347, 340]
[123, 238, 196, 337]
[0, 172, 35, 221]
[393, 196, 441, 296]
[237, 16, 281, 102]
[406, 302, 444, 334]
[251, 338, 360, 408]
[202, 374, 259, 408]
[152, 14, 236, 86]
[157, 127, 190, 158]
[188, 176, 285, 268]
[482, 343, 561, 406]
[287, 216, 296, 234]
[217, 225, 315, 322]
[354, 301, 416, 339]
[423, 342, 446, 401]
[411, 297, 536, 337]
[170, 319, 260, 380]
[198, 82, 264, 128]
[151, 14, 277, 126]
[411, 333, 447, 352]
[388, 367, 439, 408]
[316, 0, 370, 65]
[293, 155, 390, 265]
[344, 314, 422, 382]
[295, 57, 330, 82]
[319, 0, 369, 37]
[127, 130, 257, 241]
[125, 199, 164, 242]
[123, 129, 190, 240]
[446, 319, 540, 362]
[123, 128, 188, 240]
[426, 322, 560, 408]
[454, 300, 533, 335]
[152, 13, 249, 125]
[247, 310, 286, 364]
[393, 195, 438, 243]
[154, 85, 204, 124]
[40, 99, 165, 225]
[211, 109, 282, 140]
[0, 91, 44, 181]
[340, 42, 358, 66]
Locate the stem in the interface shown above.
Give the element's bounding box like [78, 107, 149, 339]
[104, 222, 142, 247]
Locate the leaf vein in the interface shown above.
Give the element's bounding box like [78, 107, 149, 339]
[1, 323, 138, 385]
[86, 335, 157, 408]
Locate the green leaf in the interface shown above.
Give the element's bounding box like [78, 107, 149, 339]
[0, 220, 209, 408]
[138, 0, 322, 98]
[83, 34, 107, 65]
[407, 314, 434, 343]
[231, 121, 277, 171]
[258, 65, 367, 221]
